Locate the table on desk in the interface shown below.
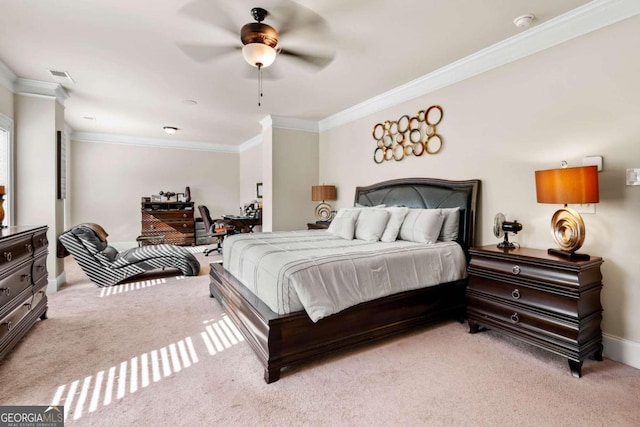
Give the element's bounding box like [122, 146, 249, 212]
[223, 215, 261, 233]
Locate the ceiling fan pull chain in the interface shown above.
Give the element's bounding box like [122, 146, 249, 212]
[258, 63, 263, 107]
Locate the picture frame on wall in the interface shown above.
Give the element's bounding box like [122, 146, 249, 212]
[256, 182, 263, 199]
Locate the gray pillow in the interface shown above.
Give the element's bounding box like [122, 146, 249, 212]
[438, 207, 460, 242]
[399, 209, 445, 244]
[327, 216, 356, 240]
[355, 208, 390, 242]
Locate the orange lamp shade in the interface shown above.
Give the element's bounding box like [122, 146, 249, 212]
[535, 165, 599, 204]
[311, 185, 336, 202]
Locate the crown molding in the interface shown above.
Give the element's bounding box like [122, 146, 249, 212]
[72, 132, 239, 153]
[0, 60, 17, 93]
[239, 134, 262, 152]
[14, 78, 69, 106]
[318, 0, 640, 132]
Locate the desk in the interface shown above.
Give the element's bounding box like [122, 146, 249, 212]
[224, 215, 261, 233]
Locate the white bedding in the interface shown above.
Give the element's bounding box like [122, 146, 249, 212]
[223, 230, 467, 322]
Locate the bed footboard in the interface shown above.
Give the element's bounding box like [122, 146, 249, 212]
[209, 262, 466, 383]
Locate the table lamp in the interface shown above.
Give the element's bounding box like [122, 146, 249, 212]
[535, 165, 599, 260]
[311, 185, 337, 222]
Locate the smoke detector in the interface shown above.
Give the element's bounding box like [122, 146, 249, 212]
[513, 14, 535, 28]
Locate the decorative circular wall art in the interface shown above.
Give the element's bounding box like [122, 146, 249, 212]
[372, 105, 444, 163]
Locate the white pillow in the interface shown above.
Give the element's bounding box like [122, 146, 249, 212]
[355, 208, 390, 242]
[399, 209, 445, 244]
[438, 207, 460, 242]
[380, 206, 409, 242]
[327, 216, 356, 240]
[355, 203, 386, 208]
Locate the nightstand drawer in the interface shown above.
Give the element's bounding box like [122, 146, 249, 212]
[467, 295, 581, 343]
[469, 250, 602, 291]
[468, 276, 581, 318]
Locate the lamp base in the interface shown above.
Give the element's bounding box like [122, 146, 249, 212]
[547, 248, 591, 261]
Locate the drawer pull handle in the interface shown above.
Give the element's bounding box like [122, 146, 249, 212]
[182, 224, 187, 228]
[25, 243, 33, 252]
[511, 289, 521, 300]
[21, 274, 30, 282]
[511, 265, 520, 275]
[182, 213, 187, 218]
[510, 313, 520, 324]
[24, 302, 32, 310]
[4, 252, 12, 262]
[0, 287, 9, 297]
[3, 321, 12, 332]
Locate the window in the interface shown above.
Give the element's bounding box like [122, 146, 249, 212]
[0, 114, 14, 226]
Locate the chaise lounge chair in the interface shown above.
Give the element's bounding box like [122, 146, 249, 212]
[58, 223, 200, 287]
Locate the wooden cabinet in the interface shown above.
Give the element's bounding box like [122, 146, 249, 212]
[0, 226, 49, 359]
[140, 200, 194, 246]
[466, 245, 603, 377]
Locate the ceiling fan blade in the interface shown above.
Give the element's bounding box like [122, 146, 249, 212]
[178, 0, 239, 38]
[270, 1, 329, 37]
[279, 48, 335, 70]
[177, 43, 240, 63]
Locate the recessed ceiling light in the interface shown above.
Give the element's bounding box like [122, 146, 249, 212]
[514, 14, 535, 28]
[83, 116, 96, 121]
[163, 126, 179, 135]
[182, 100, 198, 106]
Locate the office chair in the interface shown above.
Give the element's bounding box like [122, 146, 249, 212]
[198, 205, 228, 256]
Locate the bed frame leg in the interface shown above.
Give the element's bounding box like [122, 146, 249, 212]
[265, 367, 280, 383]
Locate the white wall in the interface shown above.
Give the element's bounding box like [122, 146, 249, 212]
[271, 128, 319, 231]
[70, 140, 240, 244]
[0, 85, 13, 118]
[320, 16, 640, 364]
[239, 143, 262, 208]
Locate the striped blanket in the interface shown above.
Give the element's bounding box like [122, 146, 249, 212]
[223, 230, 467, 322]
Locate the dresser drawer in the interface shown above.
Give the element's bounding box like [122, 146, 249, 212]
[32, 229, 49, 256]
[32, 253, 48, 284]
[142, 211, 193, 221]
[0, 235, 34, 273]
[0, 262, 33, 308]
[141, 221, 194, 233]
[0, 295, 33, 343]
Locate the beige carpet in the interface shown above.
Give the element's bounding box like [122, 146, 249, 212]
[1, 251, 639, 426]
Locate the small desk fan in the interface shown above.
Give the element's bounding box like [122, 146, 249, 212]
[493, 212, 523, 250]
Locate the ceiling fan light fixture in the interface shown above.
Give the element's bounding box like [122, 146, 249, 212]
[242, 43, 277, 68]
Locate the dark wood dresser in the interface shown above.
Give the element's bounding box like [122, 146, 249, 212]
[140, 200, 194, 246]
[466, 245, 603, 377]
[0, 225, 49, 359]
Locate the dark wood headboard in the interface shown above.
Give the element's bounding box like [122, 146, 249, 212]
[354, 178, 480, 251]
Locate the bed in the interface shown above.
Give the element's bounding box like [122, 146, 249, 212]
[209, 177, 480, 383]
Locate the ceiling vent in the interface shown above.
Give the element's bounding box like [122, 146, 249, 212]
[48, 69, 74, 84]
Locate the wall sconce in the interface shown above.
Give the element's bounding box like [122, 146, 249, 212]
[163, 126, 178, 135]
[535, 165, 599, 260]
[311, 185, 337, 222]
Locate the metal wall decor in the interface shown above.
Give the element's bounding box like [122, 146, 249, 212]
[372, 105, 444, 163]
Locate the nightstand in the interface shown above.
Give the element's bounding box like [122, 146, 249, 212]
[307, 222, 330, 230]
[466, 245, 603, 377]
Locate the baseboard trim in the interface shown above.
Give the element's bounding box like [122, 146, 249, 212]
[603, 333, 640, 369]
[48, 272, 66, 293]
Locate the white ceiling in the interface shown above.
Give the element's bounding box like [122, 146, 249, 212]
[0, 0, 593, 147]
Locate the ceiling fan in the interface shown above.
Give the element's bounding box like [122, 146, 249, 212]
[179, 1, 336, 105]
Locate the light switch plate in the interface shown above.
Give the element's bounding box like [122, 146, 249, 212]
[627, 169, 640, 186]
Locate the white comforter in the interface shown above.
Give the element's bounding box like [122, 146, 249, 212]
[223, 230, 467, 322]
